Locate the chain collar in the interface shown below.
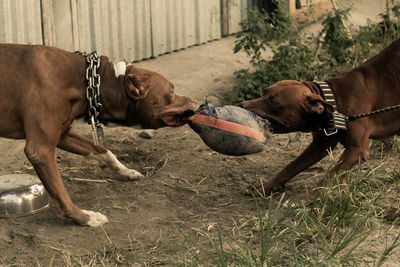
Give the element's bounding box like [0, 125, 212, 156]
[83, 51, 104, 145]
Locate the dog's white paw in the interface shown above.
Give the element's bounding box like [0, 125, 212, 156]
[82, 210, 109, 227]
[90, 150, 144, 181]
[119, 168, 145, 180]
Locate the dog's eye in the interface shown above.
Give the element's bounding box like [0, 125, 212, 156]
[269, 97, 278, 106]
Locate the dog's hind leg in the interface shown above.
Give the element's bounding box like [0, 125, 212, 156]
[332, 126, 371, 174]
[57, 128, 144, 180]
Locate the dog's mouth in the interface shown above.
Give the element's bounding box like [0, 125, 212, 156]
[267, 121, 286, 133]
[247, 111, 287, 133]
[266, 117, 294, 133]
[161, 109, 196, 127]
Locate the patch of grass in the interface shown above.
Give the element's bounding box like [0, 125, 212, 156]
[177, 165, 400, 266]
[176, 194, 293, 266]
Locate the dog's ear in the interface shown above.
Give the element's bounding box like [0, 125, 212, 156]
[305, 94, 334, 114]
[125, 74, 150, 100]
[302, 81, 321, 95]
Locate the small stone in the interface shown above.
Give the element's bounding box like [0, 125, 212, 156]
[138, 130, 156, 139]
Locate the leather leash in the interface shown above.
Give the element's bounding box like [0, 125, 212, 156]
[347, 105, 400, 121]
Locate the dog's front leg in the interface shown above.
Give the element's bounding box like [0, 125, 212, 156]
[292, 127, 371, 202]
[57, 128, 144, 180]
[250, 133, 338, 196]
[24, 141, 108, 227]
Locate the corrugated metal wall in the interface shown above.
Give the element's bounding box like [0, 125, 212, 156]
[151, 0, 221, 56]
[0, 0, 42, 44]
[76, 0, 153, 62]
[0, 0, 256, 61]
[222, 0, 262, 35]
[77, 0, 222, 61]
[228, 0, 249, 34]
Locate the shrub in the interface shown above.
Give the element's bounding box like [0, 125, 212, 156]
[225, 0, 400, 104]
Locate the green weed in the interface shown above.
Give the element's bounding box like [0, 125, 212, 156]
[225, 0, 400, 104]
[178, 166, 400, 266]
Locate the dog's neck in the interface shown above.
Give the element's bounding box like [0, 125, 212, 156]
[90, 56, 141, 126]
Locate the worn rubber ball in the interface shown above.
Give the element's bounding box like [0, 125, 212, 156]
[188, 102, 267, 156]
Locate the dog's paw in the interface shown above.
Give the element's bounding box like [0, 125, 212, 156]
[243, 182, 284, 197]
[82, 210, 109, 227]
[285, 191, 317, 205]
[91, 151, 145, 181]
[118, 168, 145, 181]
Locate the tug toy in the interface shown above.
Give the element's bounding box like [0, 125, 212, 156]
[188, 101, 267, 156]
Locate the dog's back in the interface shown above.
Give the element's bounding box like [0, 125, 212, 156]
[327, 39, 400, 137]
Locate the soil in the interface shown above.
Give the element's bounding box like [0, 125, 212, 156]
[1, 4, 400, 264]
[0, 36, 272, 266]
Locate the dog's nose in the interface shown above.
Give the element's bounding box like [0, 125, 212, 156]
[187, 98, 198, 109]
[190, 98, 198, 105]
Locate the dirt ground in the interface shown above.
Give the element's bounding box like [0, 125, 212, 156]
[0, 36, 266, 266]
[2, 1, 400, 265]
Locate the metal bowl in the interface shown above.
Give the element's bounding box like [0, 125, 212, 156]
[0, 174, 50, 217]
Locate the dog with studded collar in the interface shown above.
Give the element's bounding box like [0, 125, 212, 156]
[242, 38, 400, 199]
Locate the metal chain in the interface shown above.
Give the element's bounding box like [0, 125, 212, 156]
[85, 51, 102, 121]
[82, 51, 104, 145]
[347, 104, 400, 122]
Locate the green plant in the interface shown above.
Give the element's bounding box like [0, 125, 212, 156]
[226, 0, 400, 104]
[358, 0, 400, 45]
[320, 6, 354, 64]
[233, 0, 295, 68]
[206, 194, 291, 266]
[177, 166, 400, 266]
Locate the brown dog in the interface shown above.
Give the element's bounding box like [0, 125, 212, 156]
[242, 38, 400, 197]
[0, 44, 197, 227]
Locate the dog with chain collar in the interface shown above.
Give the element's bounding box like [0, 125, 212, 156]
[0, 44, 197, 226]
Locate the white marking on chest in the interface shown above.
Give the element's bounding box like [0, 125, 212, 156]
[113, 61, 127, 77]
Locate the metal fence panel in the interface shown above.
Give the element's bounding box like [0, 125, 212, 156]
[195, 0, 221, 43]
[0, 0, 42, 44]
[0, 0, 260, 61]
[151, 0, 221, 56]
[77, 0, 222, 61]
[41, 0, 77, 51]
[76, 0, 152, 62]
[228, 0, 248, 34]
